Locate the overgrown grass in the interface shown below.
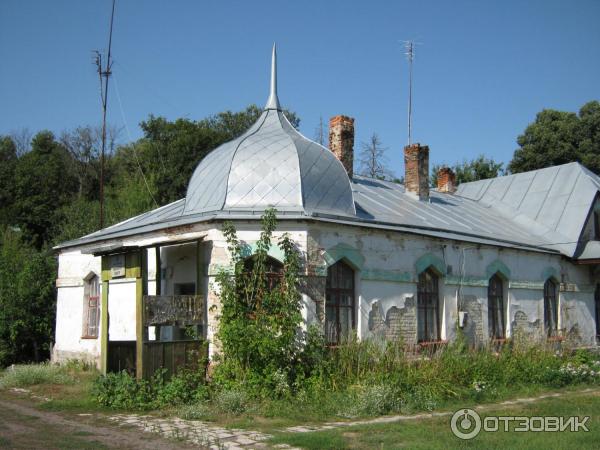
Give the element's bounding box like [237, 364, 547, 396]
[0, 363, 76, 389]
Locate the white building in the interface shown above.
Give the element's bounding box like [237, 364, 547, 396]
[53, 47, 600, 377]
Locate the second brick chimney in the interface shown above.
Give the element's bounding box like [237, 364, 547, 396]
[437, 167, 457, 193]
[404, 143, 430, 201]
[329, 115, 354, 177]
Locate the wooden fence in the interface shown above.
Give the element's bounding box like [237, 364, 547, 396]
[142, 339, 208, 380]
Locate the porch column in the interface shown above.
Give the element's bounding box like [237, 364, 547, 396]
[135, 250, 147, 380]
[100, 256, 110, 374]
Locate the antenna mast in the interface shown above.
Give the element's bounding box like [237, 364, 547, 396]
[403, 40, 415, 146]
[94, 0, 116, 229]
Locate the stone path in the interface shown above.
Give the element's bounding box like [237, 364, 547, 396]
[107, 414, 281, 450]
[284, 387, 600, 434]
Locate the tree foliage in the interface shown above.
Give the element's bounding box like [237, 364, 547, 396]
[509, 100, 600, 174]
[0, 104, 301, 367]
[431, 155, 504, 187]
[0, 228, 56, 365]
[215, 209, 303, 393]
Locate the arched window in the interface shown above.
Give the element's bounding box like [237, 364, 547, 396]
[82, 274, 100, 338]
[243, 255, 284, 289]
[417, 268, 440, 342]
[595, 284, 600, 339]
[488, 274, 505, 339]
[544, 279, 558, 337]
[325, 260, 355, 344]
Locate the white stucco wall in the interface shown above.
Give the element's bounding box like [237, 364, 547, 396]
[54, 217, 599, 365]
[53, 249, 102, 365]
[107, 279, 137, 341]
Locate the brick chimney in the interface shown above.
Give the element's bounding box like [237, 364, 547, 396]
[329, 115, 354, 177]
[437, 167, 456, 193]
[404, 143, 430, 200]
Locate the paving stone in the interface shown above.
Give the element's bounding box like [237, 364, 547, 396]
[234, 436, 257, 445]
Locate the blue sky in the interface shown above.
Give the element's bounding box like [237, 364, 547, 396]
[1, 0, 599, 176]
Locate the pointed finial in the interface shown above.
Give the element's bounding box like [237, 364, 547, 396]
[265, 43, 281, 110]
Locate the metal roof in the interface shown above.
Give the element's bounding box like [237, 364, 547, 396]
[455, 162, 600, 257]
[182, 45, 355, 218]
[54, 48, 600, 258]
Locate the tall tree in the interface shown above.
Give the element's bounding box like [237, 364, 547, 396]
[0, 228, 56, 365]
[0, 137, 18, 227]
[431, 155, 504, 187]
[13, 131, 78, 249]
[358, 133, 394, 180]
[509, 101, 600, 174]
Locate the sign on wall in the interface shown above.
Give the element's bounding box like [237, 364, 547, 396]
[110, 254, 126, 278]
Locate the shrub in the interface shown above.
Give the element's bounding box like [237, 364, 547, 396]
[0, 363, 74, 389]
[92, 369, 208, 410]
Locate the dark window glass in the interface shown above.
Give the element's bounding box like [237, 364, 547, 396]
[544, 279, 559, 337]
[417, 268, 440, 342]
[595, 211, 600, 240]
[488, 274, 505, 339]
[325, 260, 355, 344]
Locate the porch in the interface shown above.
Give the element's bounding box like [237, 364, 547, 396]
[96, 239, 211, 380]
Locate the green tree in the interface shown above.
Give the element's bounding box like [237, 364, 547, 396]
[215, 209, 302, 393]
[431, 155, 504, 187]
[508, 101, 600, 174]
[13, 131, 78, 248]
[111, 104, 301, 206]
[0, 136, 18, 227]
[0, 228, 56, 365]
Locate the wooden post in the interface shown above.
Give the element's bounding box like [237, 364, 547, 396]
[100, 280, 109, 374]
[100, 255, 111, 375]
[135, 250, 147, 380]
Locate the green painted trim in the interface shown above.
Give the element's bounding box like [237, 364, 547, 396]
[361, 269, 413, 283]
[509, 280, 545, 290]
[415, 253, 446, 276]
[135, 250, 145, 380]
[445, 275, 489, 287]
[240, 243, 285, 262]
[542, 267, 558, 282]
[322, 243, 365, 270]
[486, 259, 511, 280]
[100, 278, 109, 375]
[101, 257, 111, 282]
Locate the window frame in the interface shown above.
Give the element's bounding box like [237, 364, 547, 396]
[488, 274, 506, 340]
[543, 279, 559, 338]
[325, 260, 356, 345]
[417, 268, 441, 343]
[82, 274, 100, 339]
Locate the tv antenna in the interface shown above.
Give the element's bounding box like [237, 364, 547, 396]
[94, 0, 116, 228]
[401, 40, 421, 146]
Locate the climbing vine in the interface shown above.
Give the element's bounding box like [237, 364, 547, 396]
[215, 209, 303, 390]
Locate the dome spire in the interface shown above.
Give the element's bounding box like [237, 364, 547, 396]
[265, 43, 281, 110]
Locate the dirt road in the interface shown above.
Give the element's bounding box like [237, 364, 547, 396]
[0, 392, 194, 450]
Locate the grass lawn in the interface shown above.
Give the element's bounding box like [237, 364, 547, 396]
[267, 388, 600, 449]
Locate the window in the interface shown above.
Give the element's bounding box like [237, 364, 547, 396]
[82, 275, 100, 338]
[325, 260, 355, 344]
[417, 268, 440, 342]
[243, 255, 284, 290]
[595, 211, 600, 240]
[544, 279, 559, 338]
[488, 274, 505, 339]
[595, 284, 600, 338]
